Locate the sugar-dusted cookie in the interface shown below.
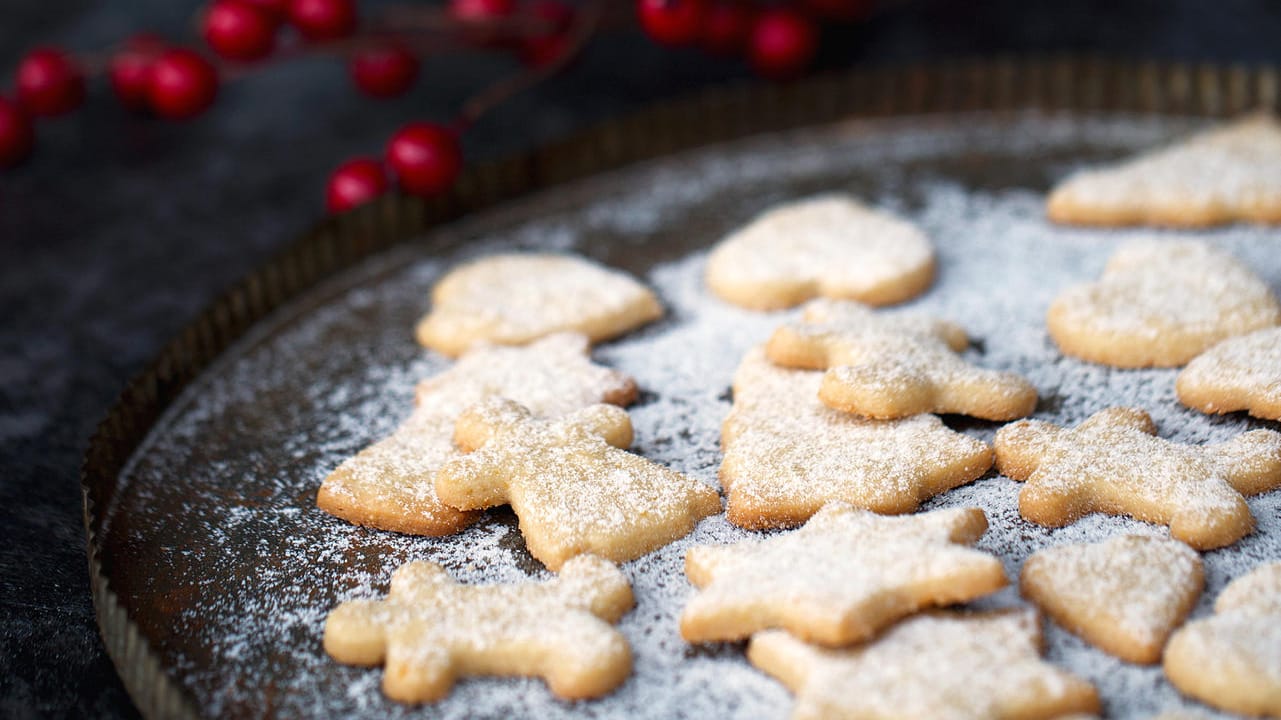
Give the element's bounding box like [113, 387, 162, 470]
[719, 346, 992, 529]
[1020, 534, 1204, 664]
[324, 554, 634, 703]
[704, 195, 935, 310]
[766, 299, 1037, 420]
[1164, 562, 1281, 717]
[434, 398, 721, 570]
[748, 610, 1100, 720]
[1178, 326, 1281, 420]
[415, 253, 663, 357]
[1047, 239, 1281, 368]
[1047, 113, 1281, 227]
[994, 407, 1281, 549]
[317, 334, 637, 535]
[680, 503, 1006, 646]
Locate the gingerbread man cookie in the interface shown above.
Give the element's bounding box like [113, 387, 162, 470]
[434, 398, 722, 570]
[1164, 562, 1281, 717]
[681, 503, 1006, 646]
[719, 346, 992, 529]
[1047, 113, 1281, 227]
[766, 299, 1037, 420]
[1047, 239, 1280, 368]
[748, 610, 1100, 720]
[1020, 534, 1204, 664]
[416, 253, 663, 357]
[704, 195, 935, 310]
[324, 554, 634, 703]
[994, 407, 1281, 549]
[1177, 326, 1281, 420]
[317, 334, 637, 535]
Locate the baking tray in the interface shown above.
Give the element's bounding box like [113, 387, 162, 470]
[83, 58, 1281, 719]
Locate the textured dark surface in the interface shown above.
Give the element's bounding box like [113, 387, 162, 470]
[3, 1, 1281, 717]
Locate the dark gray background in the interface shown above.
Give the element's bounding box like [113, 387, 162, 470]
[3, 1, 1281, 716]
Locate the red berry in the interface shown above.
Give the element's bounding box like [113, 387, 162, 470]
[386, 122, 462, 197]
[203, 0, 279, 61]
[802, 0, 875, 21]
[749, 9, 818, 80]
[15, 48, 85, 117]
[520, 0, 575, 67]
[287, 0, 357, 41]
[637, 0, 705, 46]
[148, 49, 220, 119]
[0, 98, 35, 168]
[350, 44, 419, 98]
[699, 1, 754, 56]
[449, 0, 516, 21]
[109, 34, 168, 110]
[326, 157, 388, 212]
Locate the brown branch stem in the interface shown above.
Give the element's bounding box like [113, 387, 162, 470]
[451, 0, 604, 133]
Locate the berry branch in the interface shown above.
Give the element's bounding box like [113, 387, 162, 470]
[1, 0, 880, 212]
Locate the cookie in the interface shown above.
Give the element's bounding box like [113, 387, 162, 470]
[1047, 113, 1281, 227]
[1020, 534, 1204, 664]
[415, 253, 663, 357]
[317, 334, 637, 535]
[719, 346, 993, 529]
[1164, 561, 1281, 717]
[680, 503, 1006, 646]
[748, 610, 1100, 720]
[1047, 239, 1280, 368]
[324, 554, 634, 703]
[434, 398, 722, 570]
[766, 299, 1037, 420]
[1177, 326, 1281, 420]
[704, 195, 935, 310]
[994, 407, 1281, 549]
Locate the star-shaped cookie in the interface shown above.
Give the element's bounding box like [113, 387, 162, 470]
[704, 194, 935, 310]
[1047, 239, 1280, 368]
[1177, 326, 1281, 420]
[680, 502, 1006, 646]
[748, 610, 1100, 720]
[719, 346, 993, 529]
[1020, 534, 1204, 664]
[1047, 113, 1281, 227]
[434, 398, 722, 570]
[415, 253, 663, 357]
[324, 554, 634, 703]
[766, 299, 1037, 420]
[1164, 562, 1281, 717]
[994, 406, 1281, 549]
[317, 333, 638, 535]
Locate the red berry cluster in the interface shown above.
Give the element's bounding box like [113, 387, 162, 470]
[636, 0, 873, 79]
[3, 0, 873, 213]
[326, 123, 463, 213]
[324, 0, 580, 213]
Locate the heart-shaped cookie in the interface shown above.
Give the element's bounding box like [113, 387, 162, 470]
[704, 195, 935, 310]
[1047, 239, 1280, 367]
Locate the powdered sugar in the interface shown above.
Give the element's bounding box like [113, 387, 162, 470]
[107, 112, 1281, 718]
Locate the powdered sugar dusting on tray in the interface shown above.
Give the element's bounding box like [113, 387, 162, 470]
[109, 112, 1281, 719]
